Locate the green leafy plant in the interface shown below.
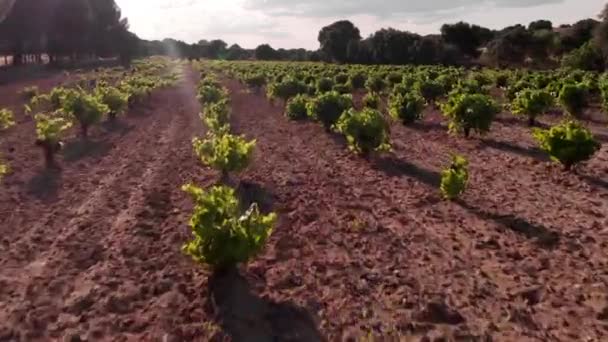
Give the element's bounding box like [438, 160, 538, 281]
[34, 113, 72, 167]
[0, 109, 15, 130]
[389, 92, 425, 125]
[244, 73, 266, 93]
[306, 91, 353, 131]
[61, 89, 109, 137]
[202, 99, 231, 132]
[363, 93, 380, 109]
[441, 93, 499, 138]
[532, 120, 600, 170]
[267, 78, 308, 105]
[333, 83, 352, 94]
[511, 89, 554, 126]
[558, 83, 587, 117]
[600, 77, 608, 112]
[96, 86, 128, 120]
[316, 77, 334, 93]
[349, 71, 367, 89]
[192, 132, 256, 180]
[197, 85, 227, 107]
[335, 108, 391, 156]
[365, 75, 386, 95]
[440, 155, 469, 200]
[285, 94, 309, 120]
[182, 184, 276, 270]
[416, 79, 445, 104]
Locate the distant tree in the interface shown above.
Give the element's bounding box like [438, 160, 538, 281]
[318, 20, 361, 63]
[441, 22, 494, 57]
[482, 25, 531, 66]
[529, 20, 553, 31]
[559, 19, 600, 52]
[255, 44, 279, 60]
[225, 44, 249, 60]
[367, 28, 420, 64]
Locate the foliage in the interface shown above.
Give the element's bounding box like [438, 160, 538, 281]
[197, 85, 226, 106]
[511, 89, 554, 125]
[349, 71, 367, 89]
[335, 73, 349, 85]
[203, 99, 231, 132]
[192, 132, 256, 176]
[61, 89, 109, 136]
[306, 91, 353, 130]
[388, 92, 426, 125]
[334, 108, 391, 155]
[333, 83, 352, 94]
[285, 95, 309, 120]
[440, 155, 469, 200]
[600, 76, 608, 112]
[35, 113, 72, 143]
[318, 20, 362, 63]
[365, 74, 386, 94]
[416, 79, 445, 103]
[532, 120, 600, 170]
[244, 73, 266, 90]
[96, 86, 128, 118]
[182, 184, 276, 269]
[267, 78, 308, 102]
[363, 93, 380, 109]
[0, 109, 15, 130]
[561, 42, 604, 71]
[558, 83, 587, 117]
[441, 93, 499, 137]
[317, 77, 334, 93]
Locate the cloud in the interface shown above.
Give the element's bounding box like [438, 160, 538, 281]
[244, 0, 564, 18]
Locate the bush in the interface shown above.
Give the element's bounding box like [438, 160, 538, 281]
[365, 75, 386, 94]
[34, 113, 72, 167]
[61, 90, 109, 137]
[244, 73, 266, 91]
[335, 73, 349, 85]
[363, 93, 380, 109]
[349, 71, 367, 89]
[334, 108, 391, 155]
[511, 89, 554, 126]
[306, 91, 353, 131]
[192, 132, 256, 179]
[96, 86, 128, 120]
[267, 78, 308, 104]
[441, 93, 499, 138]
[532, 120, 600, 170]
[333, 83, 352, 94]
[387, 72, 403, 86]
[389, 92, 425, 125]
[317, 77, 334, 93]
[285, 95, 308, 120]
[197, 85, 226, 106]
[203, 99, 231, 132]
[558, 83, 587, 117]
[561, 42, 604, 71]
[440, 155, 469, 200]
[0, 109, 15, 130]
[416, 79, 445, 104]
[182, 184, 276, 270]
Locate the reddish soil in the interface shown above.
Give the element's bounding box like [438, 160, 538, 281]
[0, 68, 607, 341]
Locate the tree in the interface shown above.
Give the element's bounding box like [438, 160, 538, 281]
[318, 20, 361, 63]
[529, 20, 553, 31]
[559, 19, 600, 53]
[441, 22, 493, 57]
[255, 44, 278, 60]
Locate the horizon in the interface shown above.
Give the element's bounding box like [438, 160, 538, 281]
[115, 0, 601, 50]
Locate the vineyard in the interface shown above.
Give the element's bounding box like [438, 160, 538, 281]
[0, 57, 607, 341]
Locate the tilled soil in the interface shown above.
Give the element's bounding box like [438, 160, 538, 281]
[0, 68, 607, 341]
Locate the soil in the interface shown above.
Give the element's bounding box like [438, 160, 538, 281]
[0, 67, 607, 341]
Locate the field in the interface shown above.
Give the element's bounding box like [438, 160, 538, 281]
[1, 59, 608, 341]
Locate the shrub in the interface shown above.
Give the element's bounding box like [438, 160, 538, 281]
[306, 91, 353, 131]
[96, 86, 128, 120]
[532, 120, 600, 170]
[388, 92, 425, 125]
[267, 78, 308, 104]
[416, 79, 445, 104]
[349, 71, 367, 89]
[441, 93, 499, 138]
[203, 99, 231, 132]
[333, 83, 352, 94]
[61, 90, 109, 137]
[335, 73, 349, 85]
[363, 93, 380, 109]
[317, 77, 334, 93]
[197, 85, 226, 106]
[192, 132, 256, 179]
[182, 184, 276, 270]
[387, 72, 403, 86]
[495, 72, 509, 88]
[365, 75, 386, 94]
[506, 80, 532, 101]
[600, 77, 608, 112]
[0, 109, 15, 130]
[244, 73, 266, 92]
[511, 89, 554, 126]
[285, 95, 309, 120]
[440, 155, 469, 200]
[335, 108, 391, 155]
[558, 83, 587, 117]
[34, 113, 72, 167]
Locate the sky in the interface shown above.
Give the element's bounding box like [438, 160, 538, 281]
[114, 0, 602, 50]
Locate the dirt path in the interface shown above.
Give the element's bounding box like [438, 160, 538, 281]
[0, 67, 216, 341]
[224, 79, 608, 341]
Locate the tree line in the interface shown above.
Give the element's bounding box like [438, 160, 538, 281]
[0, 1, 607, 70]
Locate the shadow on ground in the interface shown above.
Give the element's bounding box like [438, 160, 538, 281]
[457, 200, 560, 249]
[480, 138, 550, 162]
[26, 167, 61, 200]
[372, 156, 441, 188]
[62, 139, 112, 162]
[236, 181, 275, 214]
[208, 268, 324, 342]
